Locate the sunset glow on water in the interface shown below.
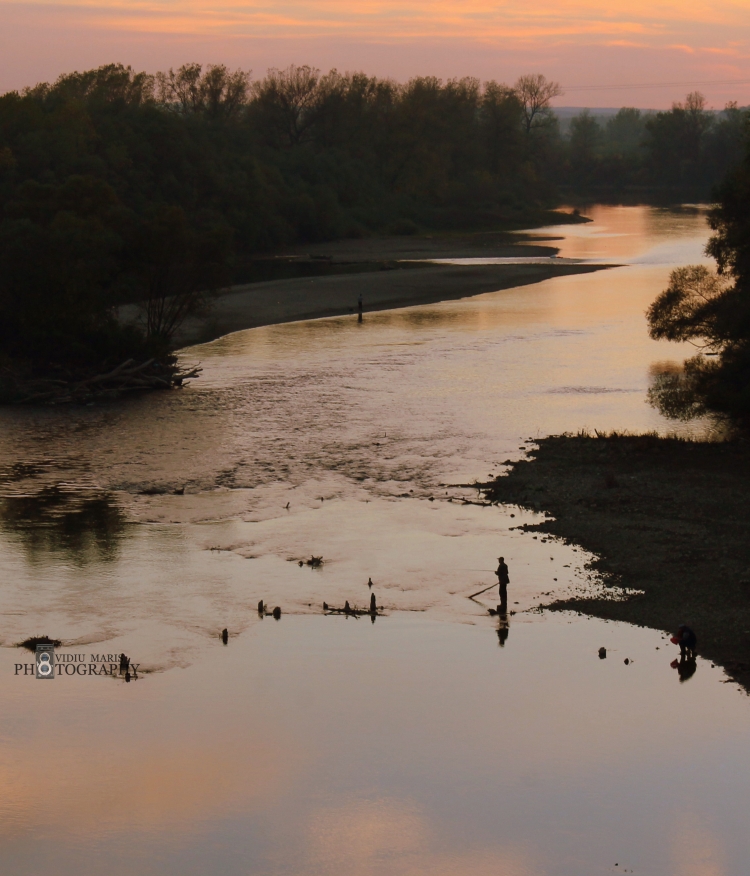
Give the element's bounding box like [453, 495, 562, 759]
[1, 207, 749, 874]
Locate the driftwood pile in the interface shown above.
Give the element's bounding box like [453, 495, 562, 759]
[323, 594, 383, 618]
[7, 358, 201, 405]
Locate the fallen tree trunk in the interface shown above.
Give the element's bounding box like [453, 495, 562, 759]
[6, 359, 202, 405]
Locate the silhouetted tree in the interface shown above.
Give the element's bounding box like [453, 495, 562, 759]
[604, 108, 645, 156]
[645, 91, 713, 189]
[513, 74, 563, 135]
[569, 110, 602, 184]
[156, 63, 250, 120]
[647, 132, 750, 424]
[132, 206, 232, 343]
[0, 175, 131, 367]
[250, 65, 323, 147]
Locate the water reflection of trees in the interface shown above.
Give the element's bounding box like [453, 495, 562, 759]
[0, 487, 127, 565]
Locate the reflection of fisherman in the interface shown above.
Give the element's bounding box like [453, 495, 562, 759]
[671, 654, 697, 682]
[497, 612, 510, 647]
[496, 556, 509, 610]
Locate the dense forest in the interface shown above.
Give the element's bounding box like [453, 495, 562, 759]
[559, 95, 749, 197]
[0, 62, 748, 393]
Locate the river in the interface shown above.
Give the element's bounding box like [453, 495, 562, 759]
[0, 204, 747, 875]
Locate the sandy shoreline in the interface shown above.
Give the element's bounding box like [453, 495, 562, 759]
[174, 261, 608, 346]
[118, 224, 613, 348]
[483, 434, 750, 690]
[166, 226, 609, 347]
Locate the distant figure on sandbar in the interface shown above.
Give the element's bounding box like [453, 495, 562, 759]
[357, 292, 363, 322]
[672, 624, 697, 657]
[496, 556, 509, 611]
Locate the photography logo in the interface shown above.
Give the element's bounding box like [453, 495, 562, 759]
[35, 644, 55, 680]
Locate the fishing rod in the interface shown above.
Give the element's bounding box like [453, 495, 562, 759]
[467, 582, 498, 600]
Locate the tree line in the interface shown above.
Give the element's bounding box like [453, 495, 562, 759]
[0, 64, 567, 378]
[561, 93, 748, 196]
[0, 62, 748, 388]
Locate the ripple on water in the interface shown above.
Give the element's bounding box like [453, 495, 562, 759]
[0, 205, 745, 875]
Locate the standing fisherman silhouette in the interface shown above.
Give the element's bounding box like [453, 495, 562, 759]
[357, 292, 363, 322]
[496, 556, 509, 612]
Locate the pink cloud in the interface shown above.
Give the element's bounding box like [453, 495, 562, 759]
[0, 0, 748, 107]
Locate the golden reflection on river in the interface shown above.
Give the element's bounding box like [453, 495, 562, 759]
[0, 205, 748, 875]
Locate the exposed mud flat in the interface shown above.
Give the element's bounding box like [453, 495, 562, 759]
[175, 262, 609, 346]
[483, 433, 750, 688]
[153, 220, 602, 345]
[278, 223, 579, 262]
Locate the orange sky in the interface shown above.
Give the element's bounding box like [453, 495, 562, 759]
[1, 0, 749, 106]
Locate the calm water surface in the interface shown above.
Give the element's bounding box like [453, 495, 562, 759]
[0, 205, 747, 875]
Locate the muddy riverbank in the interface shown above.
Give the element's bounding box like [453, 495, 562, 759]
[174, 262, 609, 346]
[158, 223, 605, 347]
[483, 433, 750, 688]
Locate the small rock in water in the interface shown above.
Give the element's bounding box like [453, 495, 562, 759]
[344, 600, 351, 614]
[598, 647, 607, 659]
[624, 658, 630, 665]
[272, 606, 281, 620]
[257, 600, 264, 614]
[221, 628, 228, 644]
[323, 601, 328, 611]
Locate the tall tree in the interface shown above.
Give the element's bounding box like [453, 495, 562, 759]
[156, 64, 250, 120]
[513, 74, 563, 135]
[645, 91, 713, 189]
